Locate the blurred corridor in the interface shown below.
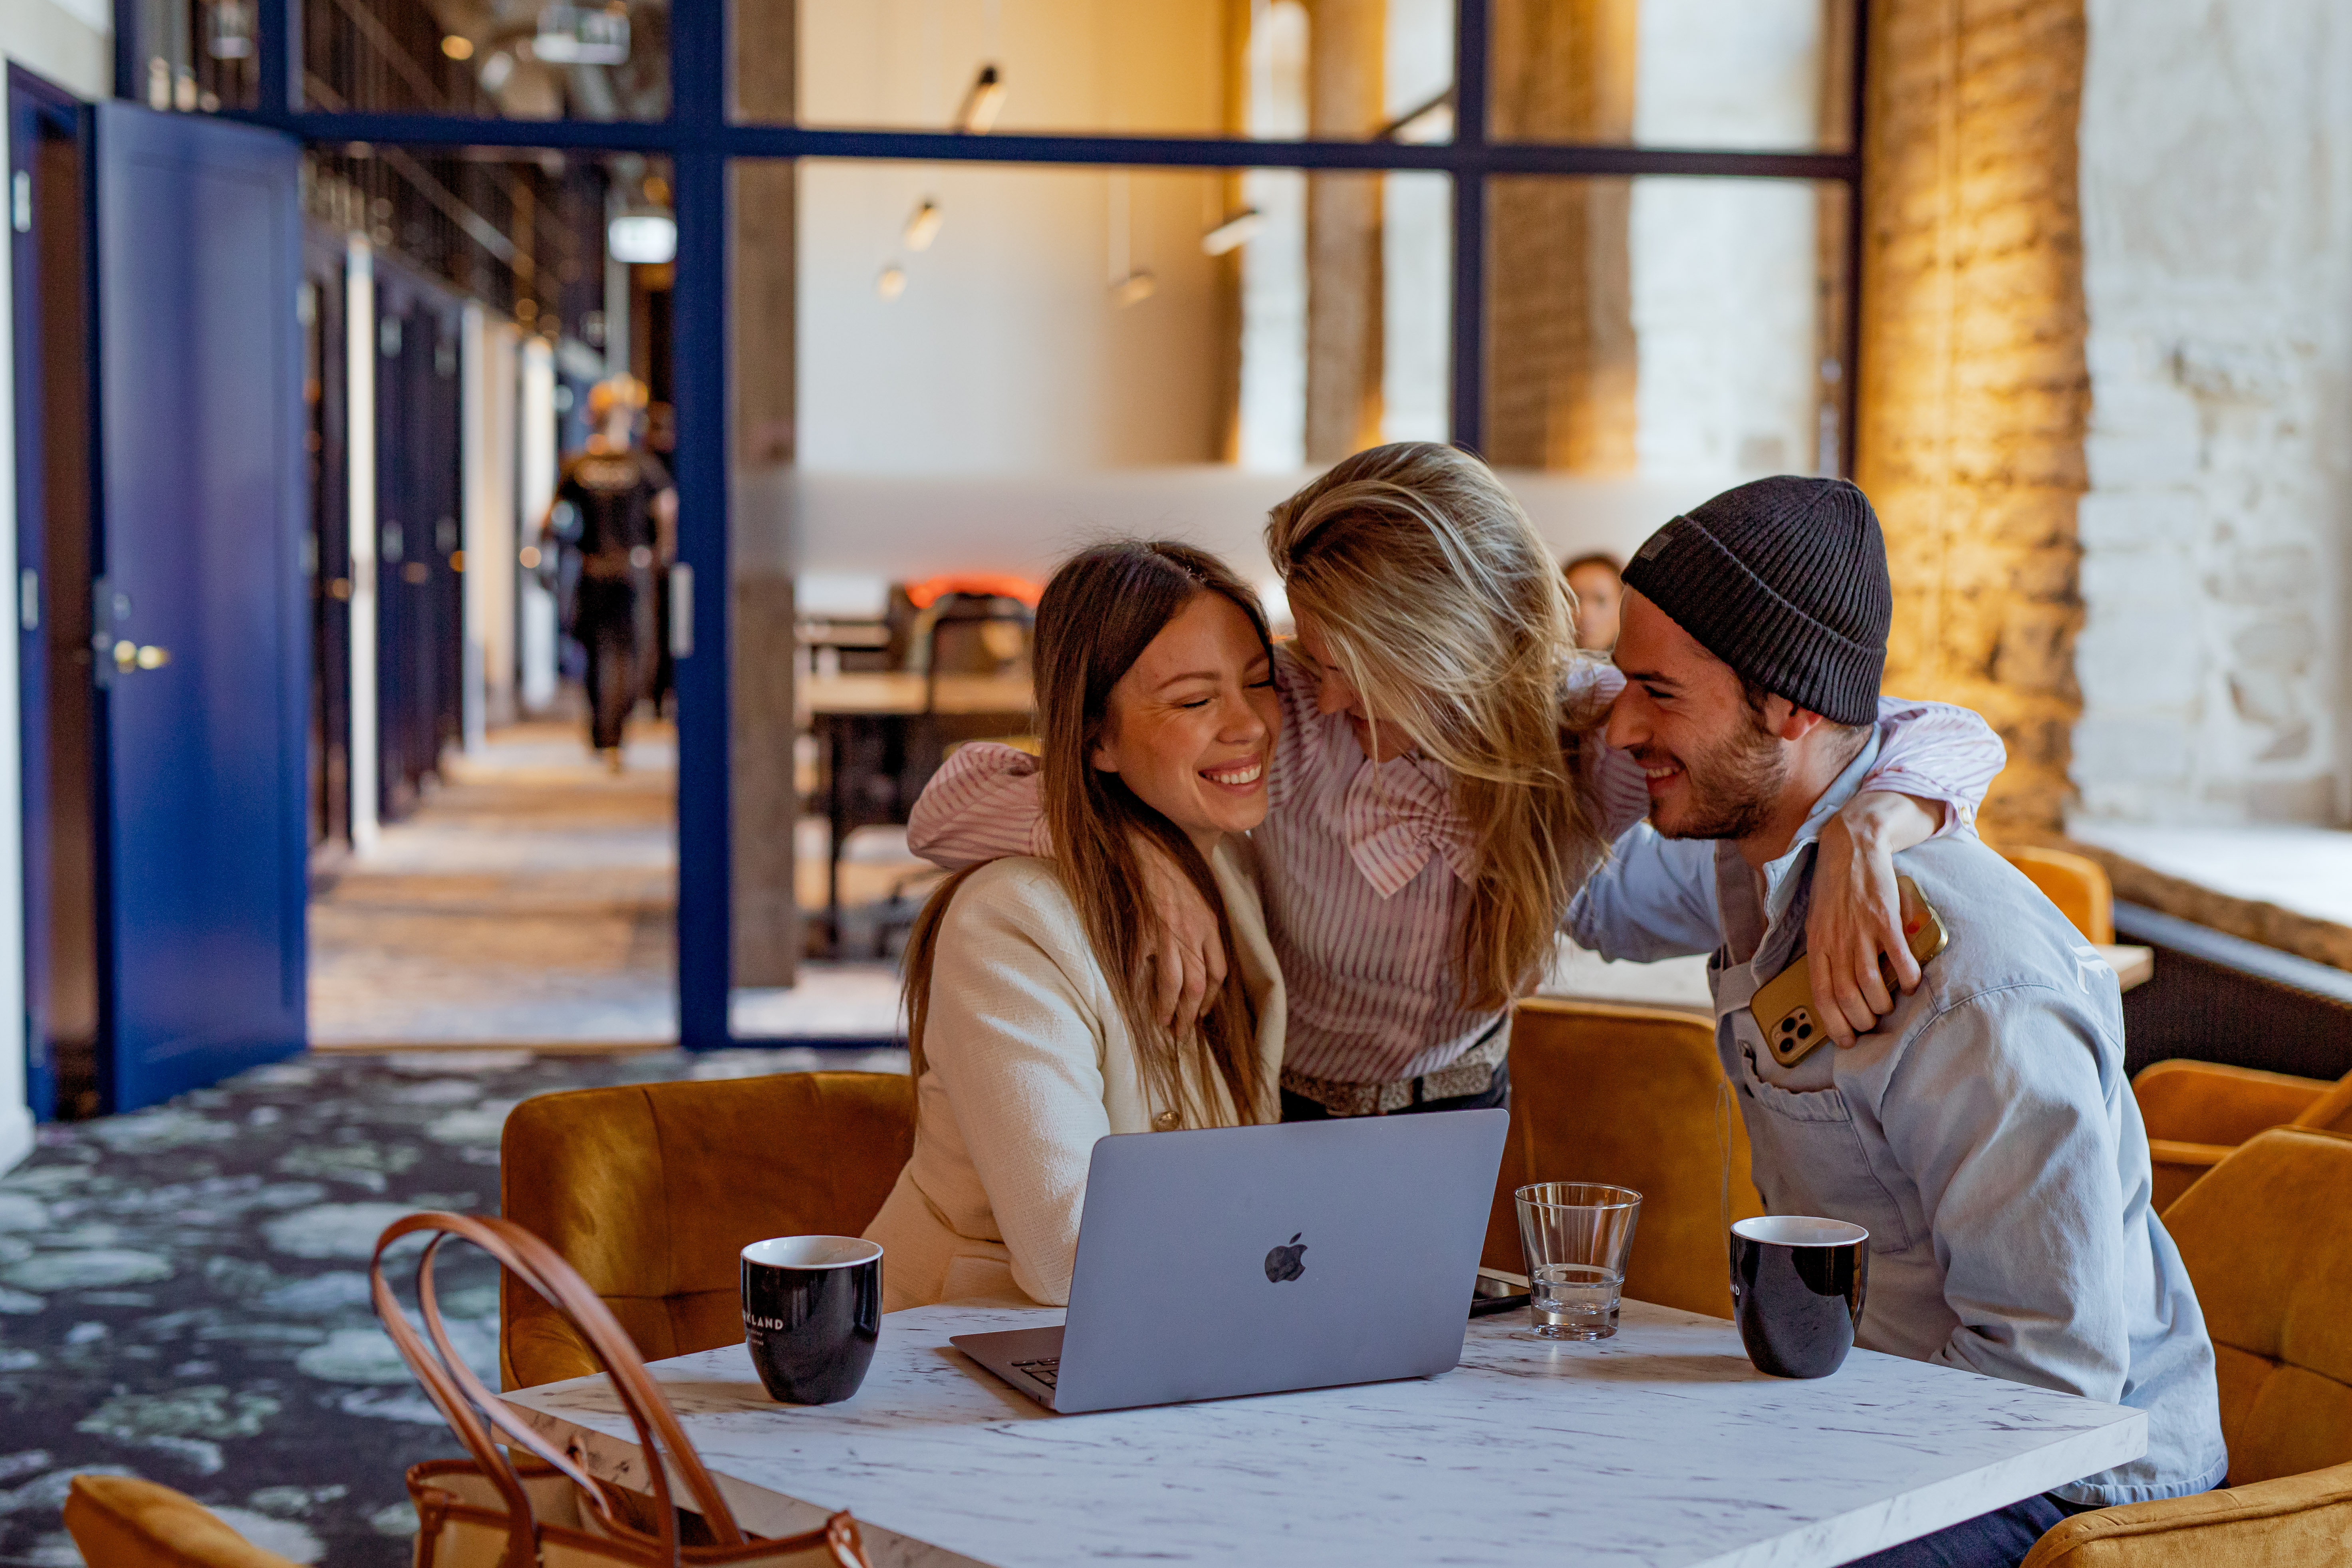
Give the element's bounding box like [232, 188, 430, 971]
[307, 717, 676, 1046]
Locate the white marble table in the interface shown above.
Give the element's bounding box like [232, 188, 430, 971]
[504, 1300, 2144, 1568]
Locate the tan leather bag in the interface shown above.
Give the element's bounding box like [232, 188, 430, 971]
[370, 1211, 871, 1568]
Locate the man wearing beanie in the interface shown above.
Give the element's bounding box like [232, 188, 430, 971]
[1572, 477, 2225, 1566]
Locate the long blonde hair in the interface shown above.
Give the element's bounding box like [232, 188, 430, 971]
[1265, 442, 1607, 1009]
[902, 542, 1270, 1126]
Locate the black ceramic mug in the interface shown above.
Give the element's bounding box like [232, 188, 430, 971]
[1729, 1216, 1869, 1379]
[740, 1236, 882, 1405]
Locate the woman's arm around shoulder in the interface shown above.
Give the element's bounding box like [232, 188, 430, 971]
[1858, 697, 2007, 840]
[906, 743, 1052, 868]
[1806, 699, 2008, 1044]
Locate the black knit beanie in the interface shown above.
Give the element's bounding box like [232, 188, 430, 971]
[1619, 476, 1890, 727]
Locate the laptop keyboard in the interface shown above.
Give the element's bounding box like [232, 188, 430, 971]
[1011, 1356, 1061, 1388]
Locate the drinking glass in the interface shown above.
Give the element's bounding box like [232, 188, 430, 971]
[1514, 1182, 1642, 1340]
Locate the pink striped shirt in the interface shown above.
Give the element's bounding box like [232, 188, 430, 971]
[907, 650, 2005, 1087]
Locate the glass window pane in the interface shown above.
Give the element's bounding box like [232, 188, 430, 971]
[1484, 173, 1852, 550]
[303, 148, 665, 348]
[299, 147, 681, 1047]
[297, 0, 669, 119]
[1489, 0, 1856, 152]
[763, 0, 1455, 141]
[726, 158, 1451, 1036]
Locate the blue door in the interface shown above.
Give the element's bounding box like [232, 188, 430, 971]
[93, 102, 306, 1110]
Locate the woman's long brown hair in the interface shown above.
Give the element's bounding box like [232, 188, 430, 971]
[902, 541, 1272, 1127]
[1265, 443, 1608, 1010]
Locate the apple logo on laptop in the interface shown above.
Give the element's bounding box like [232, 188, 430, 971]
[1264, 1233, 1308, 1283]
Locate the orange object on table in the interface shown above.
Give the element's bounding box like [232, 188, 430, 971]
[905, 573, 1042, 609]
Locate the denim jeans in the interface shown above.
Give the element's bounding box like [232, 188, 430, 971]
[1849, 1493, 2099, 1568]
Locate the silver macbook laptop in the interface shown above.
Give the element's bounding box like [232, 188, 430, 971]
[951, 1108, 1507, 1414]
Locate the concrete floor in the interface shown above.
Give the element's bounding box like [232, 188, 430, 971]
[308, 720, 681, 1046]
[308, 718, 915, 1048]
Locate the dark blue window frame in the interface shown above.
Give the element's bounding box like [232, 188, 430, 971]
[185, 0, 1866, 1047]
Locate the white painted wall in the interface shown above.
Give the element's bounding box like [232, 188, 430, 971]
[517, 335, 559, 712]
[2072, 0, 2352, 827]
[790, 466, 1715, 593]
[345, 240, 381, 854]
[793, 0, 1227, 481]
[796, 159, 1228, 476]
[0, 0, 109, 1170]
[798, 0, 1223, 136]
[0, 0, 111, 102]
[464, 316, 520, 733]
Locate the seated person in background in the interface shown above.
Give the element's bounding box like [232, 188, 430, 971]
[1562, 551, 1624, 651]
[1571, 477, 2225, 1566]
[863, 542, 1284, 1311]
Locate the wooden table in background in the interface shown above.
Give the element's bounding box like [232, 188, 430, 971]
[801, 673, 1032, 955]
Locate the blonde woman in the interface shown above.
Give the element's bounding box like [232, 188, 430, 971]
[910, 445, 2005, 1119]
[864, 542, 1283, 1310]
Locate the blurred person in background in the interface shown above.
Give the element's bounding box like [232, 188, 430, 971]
[1564, 552, 1624, 651]
[542, 375, 675, 770]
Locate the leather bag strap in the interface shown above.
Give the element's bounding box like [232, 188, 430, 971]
[372, 1211, 752, 1566]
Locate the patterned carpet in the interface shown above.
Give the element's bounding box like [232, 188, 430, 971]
[0, 1044, 905, 1568]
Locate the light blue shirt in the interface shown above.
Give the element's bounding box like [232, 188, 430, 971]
[1569, 739, 2227, 1505]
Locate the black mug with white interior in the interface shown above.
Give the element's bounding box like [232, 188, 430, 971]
[1728, 1215, 1868, 1379]
[740, 1235, 883, 1404]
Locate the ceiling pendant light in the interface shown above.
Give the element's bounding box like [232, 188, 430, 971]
[1201, 208, 1263, 256]
[608, 207, 677, 264]
[957, 65, 1006, 133]
[877, 265, 908, 300]
[535, 2, 631, 65]
[903, 198, 943, 251]
[1106, 171, 1154, 308]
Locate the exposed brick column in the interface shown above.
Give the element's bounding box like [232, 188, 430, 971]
[1485, 0, 1638, 473]
[1304, 0, 1385, 462]
[1856, 0, 2090, 836]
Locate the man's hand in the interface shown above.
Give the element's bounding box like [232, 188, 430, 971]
[1806, 792, 1944, 1046]
[1137, 839, 1225, 1034]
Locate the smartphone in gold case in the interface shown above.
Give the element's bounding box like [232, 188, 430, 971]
[1750, 875, 1949, 1068]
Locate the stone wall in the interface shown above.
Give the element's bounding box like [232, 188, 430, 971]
[2069, 0, 2352, 828]
[1856, 0, 2091, 837]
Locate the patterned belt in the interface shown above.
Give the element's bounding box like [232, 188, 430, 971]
[1280, 1021, 1510, 1118]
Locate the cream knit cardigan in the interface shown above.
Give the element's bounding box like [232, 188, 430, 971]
[863, 836, 1285, 1310]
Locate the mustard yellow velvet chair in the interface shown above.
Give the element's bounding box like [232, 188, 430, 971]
[63, 1475, 305, 1568]
[1484, 998, 1764, 1318]
[499, 1071, 915, 1390]
[2134, 1060, 2352, 1213]
[2022, 1125, 2352, 1565]
[2000, 846, 2116, 945]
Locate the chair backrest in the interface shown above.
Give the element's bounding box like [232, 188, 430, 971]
[917, 593, 1031, 681]
[1488, 999, 1764, 1318]
[2294, 1074, 2352, 1137]
[2163, 1126, 2352, 1485]
[2133, 1059, 2339, 1149]
[1999, 846, 2116, 945]
[499, 1072, 915, 1390]
[64, 1476, 303, 1568]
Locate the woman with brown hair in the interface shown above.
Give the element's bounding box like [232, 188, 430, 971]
[862, 541, 1285, 1310]
[910, 444, 2007, 1120]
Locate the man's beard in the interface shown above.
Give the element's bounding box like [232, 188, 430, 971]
[1641, 713, 1787, 841]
